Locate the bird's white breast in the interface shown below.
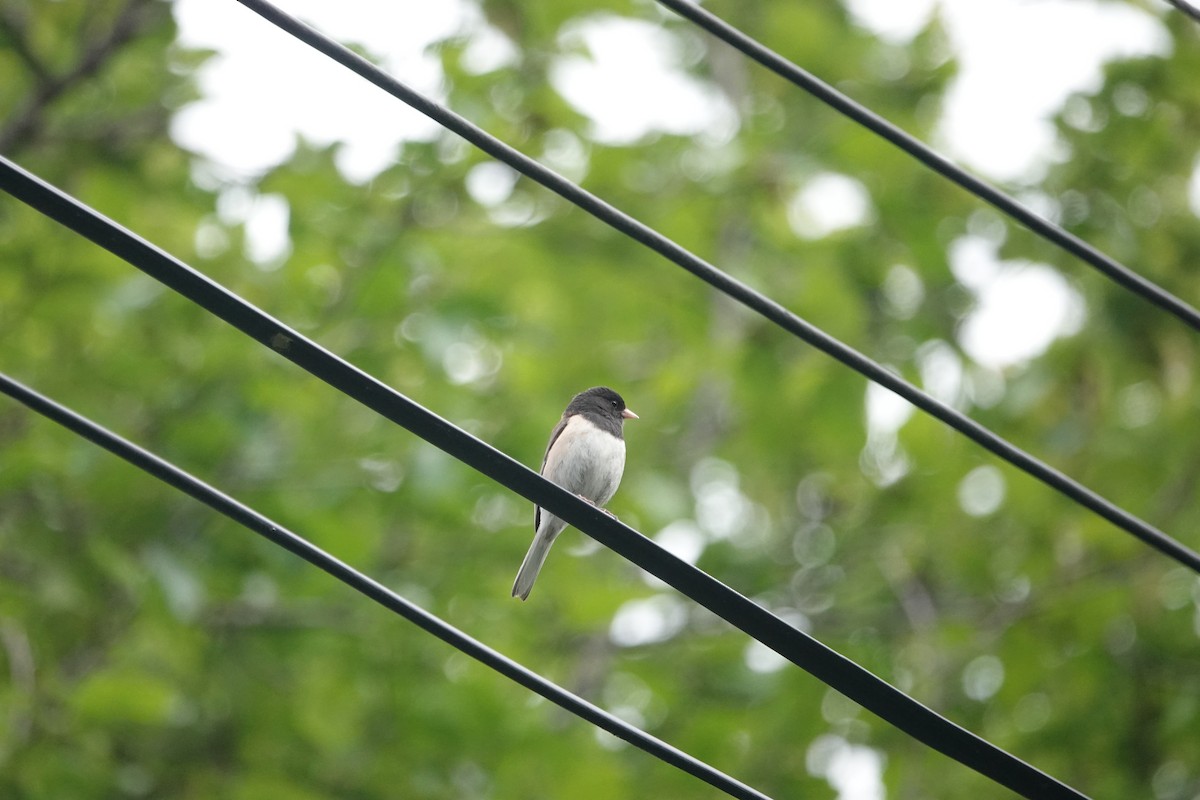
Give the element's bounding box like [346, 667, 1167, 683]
[541, 414, 626, 507]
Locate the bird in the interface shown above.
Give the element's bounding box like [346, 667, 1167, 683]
[512, 386, 638, 600]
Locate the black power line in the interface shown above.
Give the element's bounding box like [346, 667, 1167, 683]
[1164, 0, 1200, 24]
[0, 157, 1087, 800]
[230, 0, 1200, 576]
[0, 371, 772, 800]
[654, 0, 1200, 333]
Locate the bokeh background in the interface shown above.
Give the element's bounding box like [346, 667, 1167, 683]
[2, 0, 1199, 798]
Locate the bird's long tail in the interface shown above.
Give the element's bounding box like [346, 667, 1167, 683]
[512, 527, 556, 601]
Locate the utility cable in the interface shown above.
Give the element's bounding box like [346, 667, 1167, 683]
[0, 371, 771, 800]
[0, 156, 1085, 800]
[654, 0, 1200, 333]
[1165, 0, 1200, 24]
[228, 1, 1200, 577]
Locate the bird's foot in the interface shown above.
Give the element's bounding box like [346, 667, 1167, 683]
[575, 494, 618, 519]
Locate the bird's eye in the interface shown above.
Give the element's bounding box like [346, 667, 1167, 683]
[611, 400, 618, 408]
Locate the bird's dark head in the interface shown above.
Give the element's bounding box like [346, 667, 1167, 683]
[568, 386, 638, 422]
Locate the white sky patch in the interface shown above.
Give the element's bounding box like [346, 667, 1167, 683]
[845, 0, 936, 42]
[539, 128, 590, 184]
[743, 640, 789, 674]
[846, 0, 1169, 180]
[174, 1, 1170, 185]
[882, 263, 925, 319]
[242, 193, 291, 266]
[1189, 156, 1200, 218]
[957, 465, 1006, 517]
[464, 161, 547, 227]
[1117, 381, 1162, 429]
[916, 339, 964, 407]
[465, 162, 519, 207]
[962, 654, 1005, 701]
[865, 381, 914, 440]
[441, 335, 503, 387]
[173, 3, 1152, 374]
[654, 520, 706, 565]
[787, 172, 874, 239]
[212, 185, 291, 267]
[549, 16, 738, 145]
[609, 595, 688, 647]
[827, 744, 885, 800]
[951, 237, 1085, 369]
[862, 381, 914, 487]
[690, 458, 748, 540]
[807, 734, 887, 800]
[459, 22, 519, 74]
[172, 0, 474, 181]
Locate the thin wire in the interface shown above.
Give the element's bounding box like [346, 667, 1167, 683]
[0, 158, 1087, 800]
[1165, 0, 1200, 24]
[228, 0, 1200, 577]
[0, 370, 772, 800]
[654, 0, 1200, 333]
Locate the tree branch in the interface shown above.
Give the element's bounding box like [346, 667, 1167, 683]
[0, 0, 161, 153]
[0, 3, 50, 82]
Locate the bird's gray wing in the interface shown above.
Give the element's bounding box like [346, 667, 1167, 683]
[535, 414, 571, 531]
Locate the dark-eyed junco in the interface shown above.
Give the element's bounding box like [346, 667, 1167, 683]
[512, 387, 638, 600]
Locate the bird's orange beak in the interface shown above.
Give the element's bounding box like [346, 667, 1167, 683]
[622, 408, 639, 419]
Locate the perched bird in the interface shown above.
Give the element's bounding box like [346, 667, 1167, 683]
[512, 387, 638, 600]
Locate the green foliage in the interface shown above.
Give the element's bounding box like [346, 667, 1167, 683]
[2, 2, 1198, 799]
